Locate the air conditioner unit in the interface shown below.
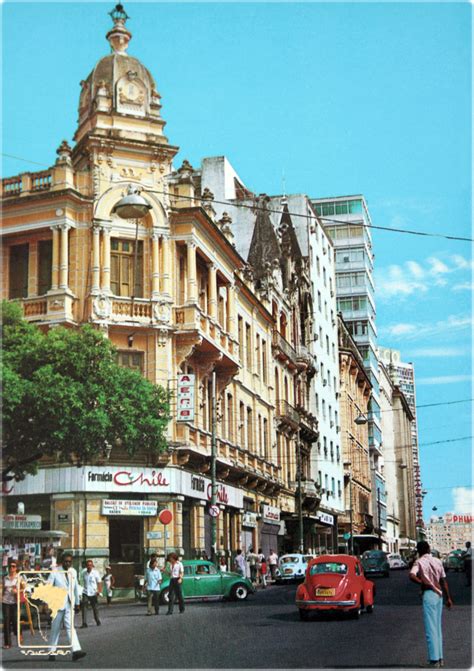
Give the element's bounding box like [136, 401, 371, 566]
[330, 421, 334, 428]
[330, 290, 334, 297]
[323, 379, 327, 386]
[323, 248, 327, 255]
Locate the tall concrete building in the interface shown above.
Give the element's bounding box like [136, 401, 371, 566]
[379, 348, 423, 538]
[426, 513, 473, 555]
[311, 196, 386, 543]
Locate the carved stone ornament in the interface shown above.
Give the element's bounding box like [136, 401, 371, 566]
[153, 301, 171, 324]
[93, 294, 112, 320]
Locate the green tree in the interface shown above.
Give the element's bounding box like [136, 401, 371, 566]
[2, 301, 171, 482]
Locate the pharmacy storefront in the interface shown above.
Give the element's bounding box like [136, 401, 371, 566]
[3, 465, 244, 587]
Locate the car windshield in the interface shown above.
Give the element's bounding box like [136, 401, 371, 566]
[310, 562, 347, 575]
[363, 551, 385, 559]
[389, 554, 401, 560]
[281, 556, 299, 564]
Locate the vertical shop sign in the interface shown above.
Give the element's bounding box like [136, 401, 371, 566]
[177, 374, 195, 422]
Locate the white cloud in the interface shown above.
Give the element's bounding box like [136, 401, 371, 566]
[409, 347, 468, 357]
[416, 374, 472, 385]
[452, 487, 474, 514]
[381, 314, 473, 341]
[453, 282, 474, 291]
[376, 254, 472, 300]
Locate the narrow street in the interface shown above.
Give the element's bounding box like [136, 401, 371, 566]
[3, 571, 471, 669]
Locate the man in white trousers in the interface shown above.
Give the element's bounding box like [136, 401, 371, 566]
[48, 553, 86, 662]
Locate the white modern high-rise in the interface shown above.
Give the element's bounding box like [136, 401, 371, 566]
[310, 195, 386, 542]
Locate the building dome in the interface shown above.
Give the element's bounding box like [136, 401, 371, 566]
[77, 4, 162, 128]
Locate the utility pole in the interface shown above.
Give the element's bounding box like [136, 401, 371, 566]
[297, 437, 304, 554]
[210, 371, 217, 564]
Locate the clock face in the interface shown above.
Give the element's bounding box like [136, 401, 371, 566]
[127, 84, 138, 101]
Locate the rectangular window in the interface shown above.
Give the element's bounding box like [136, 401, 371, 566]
[262, 340, 267, 384]
[111, 239, 143, 297]
[227, 393, 234, 442]
[326, 335, 330, 355]
[331, 477, 335, 495]
[316, 256, 320, 275]
[9, 243, 29, 299]
[263, 417, 269, 459]
[246, 323, 252, 369]
[256, 334, 261, 377]
[318, 291, 322, 311]
[38, 240, 53, 295]
[117, 351, 144, 373]
[323, 267, 327, 287]
[239, 402, 245, 446]
[238, 316, 244, 359]
[246, 407, 253, 451]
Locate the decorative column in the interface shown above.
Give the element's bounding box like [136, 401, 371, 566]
[161, 236, 171, 296]
[151, 231, 160, 299]
[227, 283, 236, 337]
[208, 263, 217, 320]
[91, 223, 101, 293]
[101, 225, 111, 294]
[51, 225, 60, 291]
[59, 224, 70, 290]
[187, 241, 197, 303]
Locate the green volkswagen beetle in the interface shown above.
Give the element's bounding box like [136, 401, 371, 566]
[159, 560, 254, 604]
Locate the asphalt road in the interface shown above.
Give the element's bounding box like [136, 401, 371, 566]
[2, 571, 471, 670]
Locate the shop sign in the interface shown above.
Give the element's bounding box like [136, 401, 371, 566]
[101, 500, 158, 516]
[242, 512, 258, 528]
[262, 505, 280, 525]
[316, 511, 334, 526]
[181, 471, 244, 509]
[177, 374, 195, 422]
[1, 515, 41, 530]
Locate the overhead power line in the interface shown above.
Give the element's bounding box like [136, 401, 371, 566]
[1, 152, 473, 243]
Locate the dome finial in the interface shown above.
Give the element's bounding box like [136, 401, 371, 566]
[106, 3, 132, 54]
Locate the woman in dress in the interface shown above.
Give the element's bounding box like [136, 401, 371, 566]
[102, 566, 115, 606]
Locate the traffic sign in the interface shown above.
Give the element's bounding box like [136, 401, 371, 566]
[159, 509, 173, 525]
[208, 505, 220, 518]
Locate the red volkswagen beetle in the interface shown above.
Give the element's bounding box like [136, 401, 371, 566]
[295, 554, 375, 620]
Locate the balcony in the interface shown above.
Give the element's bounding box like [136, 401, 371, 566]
[275, 400, 299, 429]
[297, 407, 319, 442]
[272, 330, 298, 369]
[296, 345, 317, 376]
[20, 293, 77, 325]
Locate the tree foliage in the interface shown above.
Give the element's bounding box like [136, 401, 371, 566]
[2, 301, 171, 482]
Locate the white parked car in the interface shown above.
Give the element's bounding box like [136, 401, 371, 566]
[275, 554, 314, 583]
[387, 553, 407, 570]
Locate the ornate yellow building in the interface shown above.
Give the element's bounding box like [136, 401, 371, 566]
[337, 316, 373, 554]
[2, 6, 318, 587]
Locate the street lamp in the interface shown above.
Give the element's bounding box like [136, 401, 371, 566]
[112, 184, 152, 219]
[344, 460, 354, 555]
[354, 413, 369, 425]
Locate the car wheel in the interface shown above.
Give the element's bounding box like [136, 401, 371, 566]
[231, 583, 249, 601]
[159, 588, 170, 605]
[299, 609, 310, 621]
[366, 604, 374, 614]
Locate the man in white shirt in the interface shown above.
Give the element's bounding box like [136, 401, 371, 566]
[166, 553, 185, 615]
[81, 560, 102, 627]
[268, 550, 279, 582]
[48, 553, 86, 662]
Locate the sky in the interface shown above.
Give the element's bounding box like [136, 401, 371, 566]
[2, 1, 472, 520]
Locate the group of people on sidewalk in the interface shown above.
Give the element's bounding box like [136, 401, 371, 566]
[233, 548, 279, 587]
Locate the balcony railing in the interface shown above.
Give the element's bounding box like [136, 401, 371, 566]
[272, 330, 297, 366]
[275, 399, 299, 428]
[296, 344, 317, 373]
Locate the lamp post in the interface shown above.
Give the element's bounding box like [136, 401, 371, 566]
[296, 437, 304, 554]
[344, 460, 354, 555]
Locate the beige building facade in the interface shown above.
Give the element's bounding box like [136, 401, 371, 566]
[1, 7, 320, 586]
